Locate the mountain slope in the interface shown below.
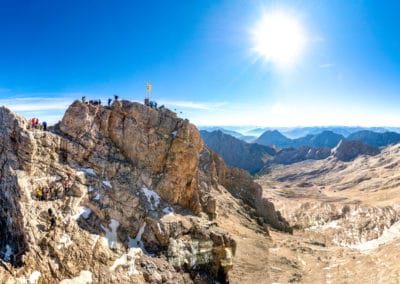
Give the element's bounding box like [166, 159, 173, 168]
[334, 139, 380, 162]
[201, 130, 276, 174]
[256, 130, 292, 148]
[300, 130, 344, 148]
[273, 146, 331, 165]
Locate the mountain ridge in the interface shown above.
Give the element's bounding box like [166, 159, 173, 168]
[256, 130, 344, 149]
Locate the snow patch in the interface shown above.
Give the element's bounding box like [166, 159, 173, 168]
[141, 187, 160, 210]
[101, 219, 120, 249]
[93, 193, 100, 201]
[129, 222, 147, 250]
[81, 207, 92, 219]
[331, 139, 343, 154]
[88, 186, 94, 192]
[81, 168, 96, 176]
[72, 206, 92, 220]
[310, 220, 341, 231]
[110, 247, 142, 275]
[171, 130, 178, 137]
[162, 206, 174, 215]
[110, 222, 147, 274]
[57, 234, 73, 249]
[348, 220, 400, 251]
[2, 244, 13, 262]
[50, 175, 58, 182]
[103, 180, 112, 188]
[51, 257, 60, 269]
[29, 271, 41, 284]
[60, 270, 92, 284]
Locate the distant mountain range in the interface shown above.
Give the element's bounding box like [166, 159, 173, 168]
[198, 126, 400, 140]
[201, 129, 387, 174]
[277, 126, 394, 139]
[256, 129, 400, 149]
[198, 127, 257, 142]
[256, 130, 343, 149]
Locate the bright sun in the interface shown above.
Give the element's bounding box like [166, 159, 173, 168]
[252, 11, 306, 68]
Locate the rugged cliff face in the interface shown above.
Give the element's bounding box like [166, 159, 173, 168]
[0, 101, 285, 283]
[59, 100, 206, 214]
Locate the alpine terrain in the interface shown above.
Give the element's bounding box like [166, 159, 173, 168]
[0, 100, 288, 283]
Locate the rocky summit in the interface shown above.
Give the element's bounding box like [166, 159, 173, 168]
[0, 100, 286, 283]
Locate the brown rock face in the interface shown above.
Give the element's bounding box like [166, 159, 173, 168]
[60, 100, 203, 213]
[210, 151, 291, 232]
[0, 107, 29, 265]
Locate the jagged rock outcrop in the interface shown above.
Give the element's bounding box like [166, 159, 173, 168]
[334, 140, 380, 162]
[0, 101, 286, 283]
[60, 100, 204, 214]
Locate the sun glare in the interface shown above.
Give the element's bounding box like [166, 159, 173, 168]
[252, 11, 306, 68]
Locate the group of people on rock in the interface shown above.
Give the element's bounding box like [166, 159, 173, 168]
[30, 118, 47, 131]
[36, 172, 72, 201]
[36, 185, 60, 201]
[82, 95, 118, 108]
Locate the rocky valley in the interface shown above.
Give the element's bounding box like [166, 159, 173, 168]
[257, 143, 400, 283]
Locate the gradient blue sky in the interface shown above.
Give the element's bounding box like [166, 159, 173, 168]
[0, 0, 399, 126]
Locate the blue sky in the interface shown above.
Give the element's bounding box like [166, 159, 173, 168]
[0, 0, 399, 126]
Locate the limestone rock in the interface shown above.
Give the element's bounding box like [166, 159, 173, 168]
[0, 101, 284, 283]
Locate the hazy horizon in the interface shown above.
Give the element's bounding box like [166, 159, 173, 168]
[0, 1, 399, 126]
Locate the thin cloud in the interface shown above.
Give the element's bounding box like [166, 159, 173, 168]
[0, 97, 73, 111]
[0, 92, 94, 112]
[157, 100, 227, 110]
